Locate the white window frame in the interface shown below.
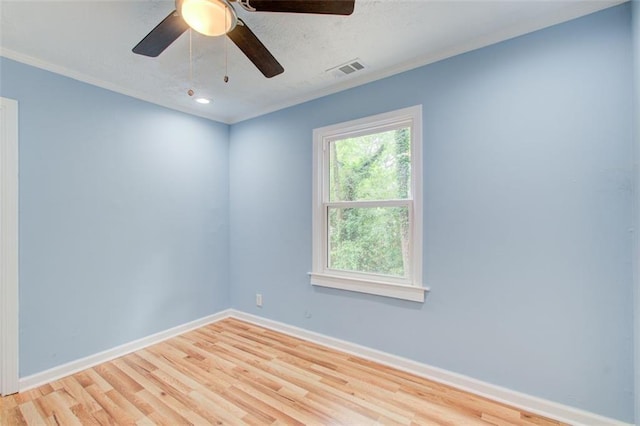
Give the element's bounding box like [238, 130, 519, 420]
[310, 105, 428, 302]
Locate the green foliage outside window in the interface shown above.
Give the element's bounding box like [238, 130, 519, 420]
[328, 127, 411, 277]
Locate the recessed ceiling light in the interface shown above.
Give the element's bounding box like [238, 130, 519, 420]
[195, 97, 210, 104]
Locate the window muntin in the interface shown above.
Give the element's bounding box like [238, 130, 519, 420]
[311, 105, 427, 302]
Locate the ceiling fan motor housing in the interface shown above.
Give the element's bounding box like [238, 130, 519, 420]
[175, 0, 238, 36]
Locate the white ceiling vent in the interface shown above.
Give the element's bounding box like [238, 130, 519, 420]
[326, 59, 366, 78]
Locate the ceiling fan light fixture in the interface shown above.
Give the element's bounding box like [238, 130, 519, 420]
[179, 0, 237, 37]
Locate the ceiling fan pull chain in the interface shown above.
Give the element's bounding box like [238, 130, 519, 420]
[189, 28, 193, 84]
[187, 29, 195, 96]
[224, 6, 229, 83]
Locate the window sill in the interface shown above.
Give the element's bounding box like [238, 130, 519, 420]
[309, 272, 429, 302]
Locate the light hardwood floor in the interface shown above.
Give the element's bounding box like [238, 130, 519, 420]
[1, 318, 565, 425]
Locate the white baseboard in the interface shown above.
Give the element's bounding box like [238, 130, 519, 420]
[228, 310, 632, 426]
[19, 309, 232, 391]
[17, 308, 632, 426]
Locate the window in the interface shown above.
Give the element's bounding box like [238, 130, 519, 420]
[311, 105, 427, 302]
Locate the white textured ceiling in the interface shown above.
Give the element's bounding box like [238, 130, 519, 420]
[0, 0, 622, 123]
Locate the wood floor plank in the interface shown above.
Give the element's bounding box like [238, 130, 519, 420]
[68, 403, 101, 425]
[57, 376, 103, 415]
[224, 384, 302, 425]
[134, 348, 251, 423]
[17, 401, 46, 425]
[2, 318, 566, 426]
[88, 408, 117, 426]
[79, 370, 114, 393]
[115, 358, 220, 425]
[1, 401, 26, 426]
[270, 357, 407, 423]
[228, 371, 335, 424]
[83, 384, 136, 425]
[42, 392, 84, 426]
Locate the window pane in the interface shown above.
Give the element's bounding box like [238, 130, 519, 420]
[328, 206, 409, 277]
[329, 127, 411, 202]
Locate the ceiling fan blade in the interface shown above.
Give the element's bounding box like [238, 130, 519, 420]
[243, 0, 355, 15]
[132, 11, 189, 57]
[227, 20, 284, 78]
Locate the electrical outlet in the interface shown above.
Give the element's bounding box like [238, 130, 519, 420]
[256, 293, 263, 307]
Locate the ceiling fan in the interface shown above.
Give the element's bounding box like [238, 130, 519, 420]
[132, 0, 355, 78]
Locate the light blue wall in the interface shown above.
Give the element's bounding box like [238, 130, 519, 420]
[229, 4, 634, 422]
[0, 57, 230, 376]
